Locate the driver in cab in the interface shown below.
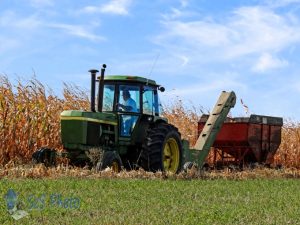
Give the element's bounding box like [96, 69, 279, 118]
[117, 90, 137, 112]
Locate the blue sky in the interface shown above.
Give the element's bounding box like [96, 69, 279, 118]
[1, 0, 300, 120]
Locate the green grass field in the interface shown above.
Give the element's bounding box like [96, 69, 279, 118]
[1, 178, 300, 225]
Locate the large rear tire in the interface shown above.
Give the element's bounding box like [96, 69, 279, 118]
[140, 123, 182, 173]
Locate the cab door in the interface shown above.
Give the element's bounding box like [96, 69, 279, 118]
[142, 86, 160, 116]
[117, 84, 141, 137]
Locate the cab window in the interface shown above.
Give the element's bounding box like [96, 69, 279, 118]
[118, 85, 140, 113]
[143, 86, 160, 116]
[103, 84, 115, 112]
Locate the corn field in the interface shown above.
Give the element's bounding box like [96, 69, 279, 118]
[0, 75, 300, 168]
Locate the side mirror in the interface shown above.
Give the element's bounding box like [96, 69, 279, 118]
[158, 86, 165, 92]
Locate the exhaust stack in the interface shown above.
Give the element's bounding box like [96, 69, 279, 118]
[88, 69, 99, 112]
[97, 64, 106, 112]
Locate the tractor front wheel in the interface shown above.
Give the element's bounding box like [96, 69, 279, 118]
[96, 151, 123, 172]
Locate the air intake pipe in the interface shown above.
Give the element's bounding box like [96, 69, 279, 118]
[97, 64, 106, 112]
[88, 69, 99, 112]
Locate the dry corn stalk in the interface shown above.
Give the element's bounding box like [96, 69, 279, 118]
[0, 75, 89, 165]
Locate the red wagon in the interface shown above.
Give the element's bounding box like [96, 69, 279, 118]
[198, 114, 283, 166]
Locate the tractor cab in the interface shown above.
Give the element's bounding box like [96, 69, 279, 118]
[101, 75, 164, 137]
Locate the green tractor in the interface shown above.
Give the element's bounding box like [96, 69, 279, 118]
[33, 64, 236, 173]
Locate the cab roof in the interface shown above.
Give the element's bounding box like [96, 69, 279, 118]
[101, 75, 158, 86]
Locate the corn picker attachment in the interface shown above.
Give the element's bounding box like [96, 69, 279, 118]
[182, 91, 236, 169]
[32, 64, 282, 172]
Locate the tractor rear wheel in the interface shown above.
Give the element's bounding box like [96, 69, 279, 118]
[140, 123, 182, 173]
[96, 151, 123, 172]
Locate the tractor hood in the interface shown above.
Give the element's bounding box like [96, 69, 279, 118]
[61, 110, 117, 125]
[60, 110, 117, 148]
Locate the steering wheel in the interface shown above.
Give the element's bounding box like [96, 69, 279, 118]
[116, 103, 123, 111]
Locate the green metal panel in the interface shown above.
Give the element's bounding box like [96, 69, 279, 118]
[182, 139, 191, 161]
[60, 110, 118, 149]
[61, 120, 87, 144]
[61, 110, 118, 124]
[102, 75, 158, 86]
